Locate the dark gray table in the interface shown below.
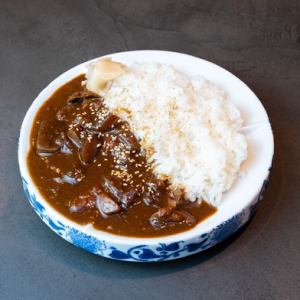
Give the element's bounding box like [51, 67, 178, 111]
[1, 1, 299, 299]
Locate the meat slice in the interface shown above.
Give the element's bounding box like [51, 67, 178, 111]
[149, 207, 196, 228]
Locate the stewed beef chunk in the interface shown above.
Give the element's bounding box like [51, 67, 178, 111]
[94, 189, 122, 216]
[69, 187, 121, 216]
[67, 128, 82, 148]
[67, 91, 102, 105]
[102, 177, 138, 209]
[149, 207, 196, 229]
[118, 131, 140, 152]
[36, 121, 61, 156]
[98, 114, 122, 133]
[143, 179, 166, 206]
[53, 167, 84, 185]
[80, 134, 101, 164]
[69, 193, 96, 213]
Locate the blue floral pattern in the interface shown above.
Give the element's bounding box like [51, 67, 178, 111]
[21, 175, 270, 262]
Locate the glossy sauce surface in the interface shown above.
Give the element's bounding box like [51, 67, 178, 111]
[27, 75, 216, 237]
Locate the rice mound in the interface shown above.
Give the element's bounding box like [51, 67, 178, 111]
[102, 63, 247, 206]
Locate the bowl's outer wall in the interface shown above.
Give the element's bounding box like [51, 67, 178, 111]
[21, 174, 270, 262]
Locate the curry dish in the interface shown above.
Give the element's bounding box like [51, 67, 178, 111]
[27, 75, 216, 237]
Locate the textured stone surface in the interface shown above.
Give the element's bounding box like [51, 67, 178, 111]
[0, 0, 299, 299]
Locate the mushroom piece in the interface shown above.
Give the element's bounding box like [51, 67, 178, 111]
[36, 121, 60, 156]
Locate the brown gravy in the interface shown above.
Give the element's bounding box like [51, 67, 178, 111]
[27, 75, 216, 237]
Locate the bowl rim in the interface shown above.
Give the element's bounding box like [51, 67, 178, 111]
[18, 50, 274, 246]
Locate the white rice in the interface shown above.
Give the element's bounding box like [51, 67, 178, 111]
[102, 63, 247, 206]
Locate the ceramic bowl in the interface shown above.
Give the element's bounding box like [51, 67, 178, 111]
[18, 50, 273, 262]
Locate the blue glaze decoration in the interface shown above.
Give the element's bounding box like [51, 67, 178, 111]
[68, 229, 107, 254]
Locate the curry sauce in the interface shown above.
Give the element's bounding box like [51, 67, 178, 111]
[27, 75, 216, 237]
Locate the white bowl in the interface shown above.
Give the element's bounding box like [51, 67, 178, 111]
[18, 50, 273, 262]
